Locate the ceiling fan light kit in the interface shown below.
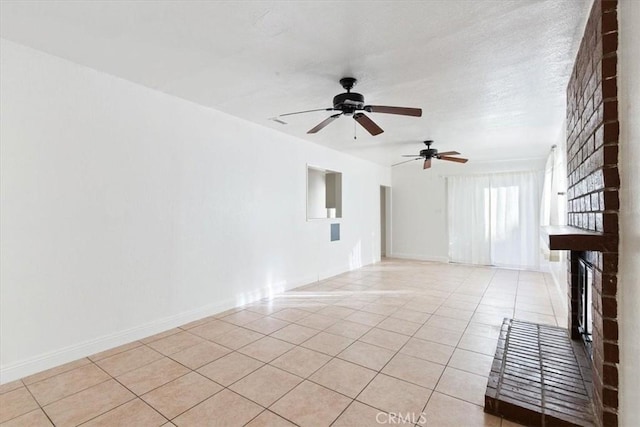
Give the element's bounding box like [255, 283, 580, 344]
[274, 77, 422, 135]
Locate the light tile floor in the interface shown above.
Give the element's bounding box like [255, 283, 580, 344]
[0, 259, 567, 426]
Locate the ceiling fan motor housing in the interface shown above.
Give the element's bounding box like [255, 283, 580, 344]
[420, 148, 438, 158]
[333, 92, 365, 114]
[277, 76, 421, 135]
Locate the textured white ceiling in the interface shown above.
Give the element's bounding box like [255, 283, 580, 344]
[0, 0, 591, 166]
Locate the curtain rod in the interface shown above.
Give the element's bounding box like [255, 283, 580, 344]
[438, 168, 545, 179]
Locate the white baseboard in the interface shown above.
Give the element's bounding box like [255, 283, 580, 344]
[319, 258, 379, 281]
[284, 274, 320, 291]
[0, 278, 312, 384]
[390, 253, 449, 263]
[0, 299, 234, 384]
[1, 265, 377, 384]
[319, 265, 351, 281]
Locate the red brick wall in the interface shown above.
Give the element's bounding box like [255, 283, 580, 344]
[566, 1, 619, 425]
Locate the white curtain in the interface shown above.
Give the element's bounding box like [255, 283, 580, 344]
[540, 149, 555, 227]
[540, 145, 568, 227]
[447, 170, 544, 269]
[447, 175, 492, 265]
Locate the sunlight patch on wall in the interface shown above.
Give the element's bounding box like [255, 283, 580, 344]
[349, 240, 362, 270]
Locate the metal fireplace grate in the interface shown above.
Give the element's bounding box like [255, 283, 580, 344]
[577, 257, 593, 357]
[485, 319, 594, 426]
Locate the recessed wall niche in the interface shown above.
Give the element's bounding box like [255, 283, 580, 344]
[307, 166, 342, 220]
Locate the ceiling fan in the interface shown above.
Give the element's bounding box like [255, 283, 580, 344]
[393, 140, 468, 169]
[271, 77, 422, 136]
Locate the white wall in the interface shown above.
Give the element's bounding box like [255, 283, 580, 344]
[0, 40, 390, 382]
[307, 168, 326, 219]
[617, 1, 640, 424]
[391, 164, 448, 262]
[391, 158, 546, 263]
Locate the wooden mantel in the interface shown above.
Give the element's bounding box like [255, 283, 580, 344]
[541, 226, 617, 252]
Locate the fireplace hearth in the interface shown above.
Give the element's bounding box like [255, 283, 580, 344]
[484, 319, 594, 426]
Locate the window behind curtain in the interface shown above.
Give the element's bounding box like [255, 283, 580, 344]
[447, 170, 544, 269]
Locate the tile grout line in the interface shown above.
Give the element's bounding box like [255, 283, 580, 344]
[328, 269, 481, 424]
[420, 266, 500, 417]
[15, 379, 57, 426]
[79, 354, 171, 425]
[248, 274, 419, 424]
[236, 274, 387, 427]
[4, 262, 543, 426]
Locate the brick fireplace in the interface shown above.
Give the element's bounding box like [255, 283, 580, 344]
[485, 1, 621, 425]
[565, 0, 620, 425]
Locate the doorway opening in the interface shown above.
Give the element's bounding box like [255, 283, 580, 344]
[380, 186, 391, 258]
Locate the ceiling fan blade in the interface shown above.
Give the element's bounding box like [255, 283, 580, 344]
[392, 158, 422, 167]
[436, 151, 460, 156]
[307, 113, 342, 134]
[269, 117, 288, 125]
[365, 105, 422, 117]
[423, 158, 432, 169]
[401, 155, 423, 157]
[439, 155, 468, 163]
[278, 107, 336, 118]
[353, 113, 384, 136]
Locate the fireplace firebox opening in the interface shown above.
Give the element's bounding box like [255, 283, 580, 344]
[577, 255, 593, 358]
